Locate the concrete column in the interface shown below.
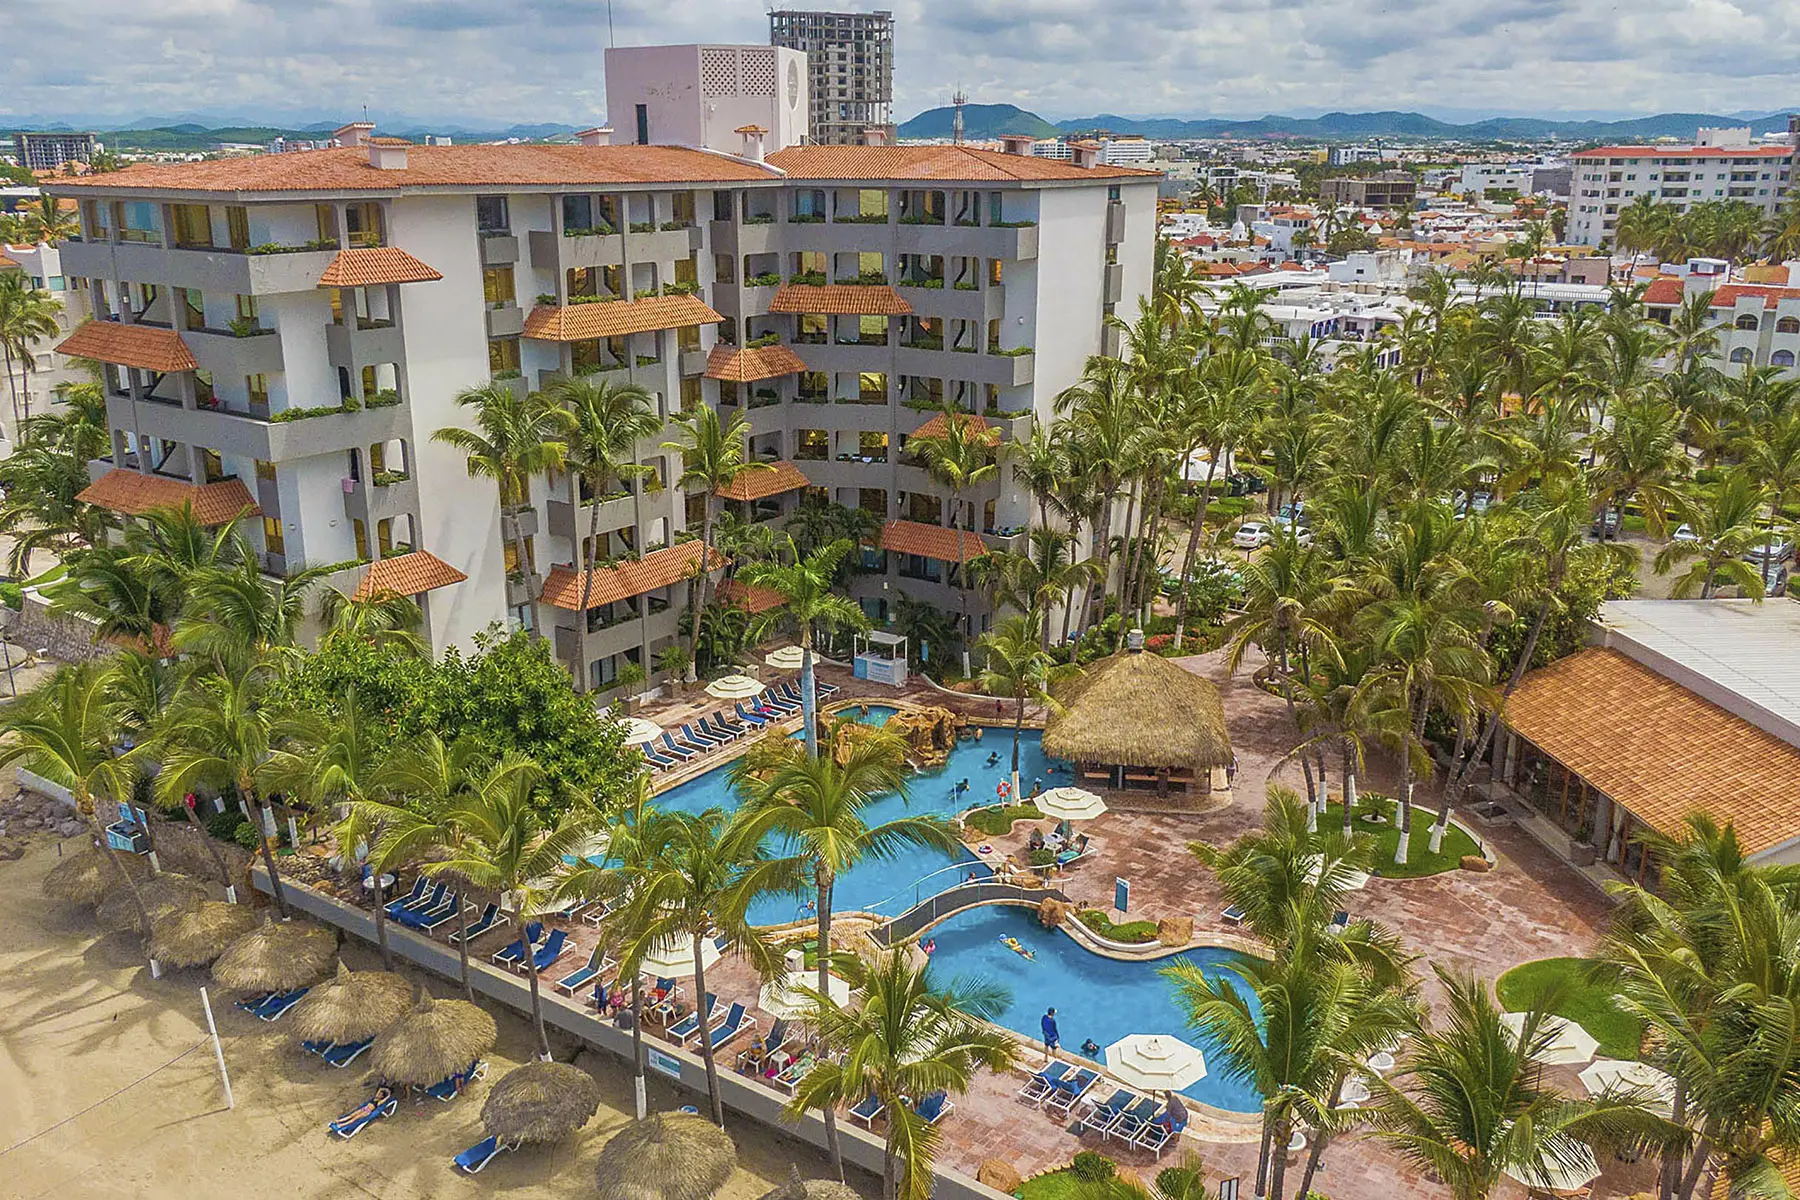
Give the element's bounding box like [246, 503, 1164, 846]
[1209, 766, 1231, 800]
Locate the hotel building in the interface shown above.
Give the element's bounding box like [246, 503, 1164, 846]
[1567, 130, 1794, 248]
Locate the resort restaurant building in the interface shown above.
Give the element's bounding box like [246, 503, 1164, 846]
[1498, 599, 1800, 882]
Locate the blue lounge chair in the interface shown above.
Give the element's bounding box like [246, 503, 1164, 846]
[668, 993, 720, 1045]
[1074, 1087, 1135, 1136]
[491, 921, 545, 968]
[775, 682, 806, 708]
[1135, 1114, 1186, 1159]
[525, 928, 569, 974]
[235, 990, 277, 1014]
[401, 891, 459, 930]
[1221, 904, 1247, 925]
[1017, 1060, 1072, 1104]
[424, 1059, 486, 1102]
[848, 1092, 886, 1128]
[712, 710, 749, 735]
[1106, 1095, 1161, 1142]
[699, 714, 740, 742]
[448, 902, 505, 944]
[1045, 1068, 1099, 1115]
[403, 881, 448, 914]
[383, 877, 429, 916]
[816, 678, 839, 696]
[1330, 910, 1350, 930]
[737, 1017, 790, 1072]
[329, 1089, 397, 1139]
[666, 728, 708, 754]
[556, 945, 614, 995]
[657, 732, 698, 761]
[323, 1036, 375, 1068]
[301, 1038, 335, 1057]
[734, 702, 771, 728]
[640, 745, 678, 771]
[914, 1090, 952, 1126]
[255, 987, 309, 1022]
[761, 688, 800, 714]
[648, 977, 682, 1022]
[453, 1134, 517, 1174]
[704, 1002, 754, 1053]
[681, 721, 726, 749]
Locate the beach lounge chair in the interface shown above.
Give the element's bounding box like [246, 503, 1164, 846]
[761, 688, 801, 714]
[453, 1135, 518, 1174]
[704, 1003, 755, 1053]
[328, 1089, 397, 1139]
[647, 977, 682, 1022]
[410, 894, 462, 932]
[1105, 1096, 1161, 1142]
[301, 1038, 335, 1057]
[1135, 1115, 1186, 1159]
[404, 881, 449, 914]
[640, 745, 678, 771]
[712, 710, 749, 735]
[1330, 910, 1350, 931]
[1017, 1060, 1072, 1105]
[848, 1092, 886, 1128]
[255, 987, 309, 1022]
[914, 1090, 952, 1126]
[1074, 1087, 1136, 1136]
[448, 902, 506, 944]
[555, 945, 614, 995]
[736, 1017, 789, 1072]
[700, 714, 741, 742]
[816, 678, 839, 696]
[668, 993, 720, 1045]
[734, 702, 771, 728]
[424, 1059, 486, 1102]
[1045, 1068, 1099, 1115]
[491, 921, 545, 969]
[383, 877, 429, 916]
[524, 928, 569, 974]
[235, 990, 277, 1014]
[323, 1036, 375, 1069]
[1221, 904, 1247, 925]
[657, 732, 699, 761]
[681, 721, 726, 749]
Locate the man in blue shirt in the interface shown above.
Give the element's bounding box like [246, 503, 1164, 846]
[1040, 1008, 1059, 1060]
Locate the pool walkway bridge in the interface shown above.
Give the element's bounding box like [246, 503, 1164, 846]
[866, 879, 1068, 948]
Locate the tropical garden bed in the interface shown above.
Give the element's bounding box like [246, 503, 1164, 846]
[962, 802, 1044, 837]
[1349, 794, 1484, 879]
[1495, 956, 1642, 1059]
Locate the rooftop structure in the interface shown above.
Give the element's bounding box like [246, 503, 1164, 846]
[769, 9, 895, 147]
[603, 44, 809, 156]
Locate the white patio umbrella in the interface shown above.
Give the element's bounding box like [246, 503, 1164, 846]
[1503, 1140, 1601, 1193]
[1104, 1034, 1207, 1092]
[618, 717, 664, 746]
[1035, 786, 1108, 822]
[1579, 1058, 1676, 1116]
[758, 970, 852, 1020]
[706, 674, 766, 701]
[1501, 1011, 1599, 1066]
[765, 646, 806, 671]
[638, 934, 723, 979]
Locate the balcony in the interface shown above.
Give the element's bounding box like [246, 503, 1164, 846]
[1106, 201, 1126, 244]
[325, 320, 404, 371]
[486, 304, 526, 338]
[57, 239, 340, 296]
[342, 471, 419, 526]
[1105, 262, 1125, 305]
[106, 391, 408, 463]
[183, 327, 285, 377]
[501, 506, 541, 543]
[506, 572, 542, 609]
[528, 226, 699, 274]
[894, 222, 1038, 261]
[480, 234, 519, 266]
[546, 492, 637, 541]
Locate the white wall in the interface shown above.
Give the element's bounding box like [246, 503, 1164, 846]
[604, 45, 807, 155]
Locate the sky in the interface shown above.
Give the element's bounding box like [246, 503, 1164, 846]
[9, 0, 1800, 128]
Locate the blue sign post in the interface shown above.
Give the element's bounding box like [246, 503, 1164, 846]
[1114, 877, 1129, 914]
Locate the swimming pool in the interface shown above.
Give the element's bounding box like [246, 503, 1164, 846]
[655, 706, 1057, 926]
[925, 905, 1262, 1113]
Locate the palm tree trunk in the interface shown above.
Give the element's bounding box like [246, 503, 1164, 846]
[526, 946, 551, 1060]
[372, 879, 393, 969]
[1659, 1080, 1686, 1200]
[455, 896, 473, 999]
[688, 501, 715, 665]
[178, 794, 235, 901]
[817, 872, 844, 1178]
[1294, 1081, 1344, 1200]
[1394, 692, 1421, 866]
[1114, 486, 1139, 622]
[1255, 1107, 1276, 1199]
[630, 974, 648, 1119]
[1445, 564, 1564, 804]
[1342, 741, 1357, 834]
[247, 786, 289, 916]
[1174, 449, 1222, 651]
[1012, 692, 1026, 789]
[576, 474, 604, 691]
[882, 1121, 902, 1200]
[1081, 487, 1117, 637]
[511, 511, 538, 642]
[1675, 1134, 1712, 1200]
[1269, 1116, 1291, 1200]
[694, 935, 725, 1127]
[801, 625, 820, 763]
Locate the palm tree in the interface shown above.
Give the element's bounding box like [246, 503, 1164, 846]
[663, 404, 765, 662]
[788, 948, 1018, 1200]
[315, 587, 428, 656]
[614, 809, 795, 1125]
[1368, 970, 1676, 1200]
[547, 374, 658, 686]
[1653, 470, 1774, 599]
[1175, 349, 1265, 649]
[737, 535, 869, 761]
[433, 381, 571, 637]
[731, 732, 957, 1177]
[976, 611, 1075, 796]
[908, 403, 1003, 642]
[172, 554, 326, 665]
[0, 663, 152, 940]
[1056, 356, 1140, 634]
[1592, 395, 1687, 542]
[19, 194, 79, 245]
[0, 271, 63, 427]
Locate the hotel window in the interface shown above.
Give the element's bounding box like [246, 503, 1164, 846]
[377, 519, 395, 558]
[677, 322, 700, 353]
[670, 191, 695, 226]
[200, 448, 224, 483]
[675, 257, 698, 288]
[488, 337, 521, 374]
[482, 265, 515, 308]
[562, 194, 593, 232]
[193, 368, 216, 406]
[797, 314, 827, 344]
[345, 202, 384, 248]
[315, 204, 338, 245]
[235, 294, 259, 322]
[715, 254, 734, 285]
[246, 374, 269, 414]
[262, 516, 285, 556]
[353, 519, 369, 560]
[795, 429, 827, 460]
[176, 287, 205, 329]
[225, 206, 250, 251]
[859, 371, 887, 402]
[857, 189, 888, 219]
[171, 204, 212, 249]
[119, 201, 160, 244]
[571, 339, 603, 373]
[678, 377, 701, 412]
[254, 458, 276, 483]
[988, 259, 1003, 286]
[858, 251, 884, 279]
[475, 195, 509, 234]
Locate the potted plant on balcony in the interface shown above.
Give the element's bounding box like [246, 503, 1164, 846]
[613, 662, 648, 712]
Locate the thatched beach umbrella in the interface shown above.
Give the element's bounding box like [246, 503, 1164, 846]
[480, 1061, 601, 1143]
[42, 846, 147, 908]
[290, 962, 413, 1045]
[1042, 647, 1233, 785]
[594, 1113, 736, 1200]
[369, 988, 498, 1088]
[757, 1167, 862, 1200]
[211, 917, 338, 993]
[147, 900, 257, 969]
[96, 872, 207, 933]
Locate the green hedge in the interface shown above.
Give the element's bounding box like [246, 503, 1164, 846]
[1078, 909, 1160, 944]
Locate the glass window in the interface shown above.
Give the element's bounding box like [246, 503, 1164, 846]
[176, 287, 204, 328]
[200, 447, 224, 483]
[225, 206, 250, 251]
[562, 194, 593, 232]
[247, 374, 269, 412]
[715, 254, 734, 285]
[47, 276, 64, 291]
[714, 191, 733, 222]
[488, 337, 521, 373]
[859, 371, 887, 401]
[680, 377, 701, 411]
[671, 192, 695, 226]
[120, 201, 160, 243]
[353, 519, 369, 560]
[345, 202, 383, 248]
[475, 195, 509, 233]
[315, 204, 338, 244]
[858, 189, 888, 219]
[482, 266, 515, 308]
[795, 429, 827, 460]
[235, 294, 258, 321]
[254, 458, 276, 482]
[171, 204, 212, 248]
[262, 516, 285, 556]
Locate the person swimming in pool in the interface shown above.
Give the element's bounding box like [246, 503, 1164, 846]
[1080, 1037, 1102, 1057]
[920, 938, 936, 955]
[985, 751, 1000, 767]
[1000, 935, 1035, 960]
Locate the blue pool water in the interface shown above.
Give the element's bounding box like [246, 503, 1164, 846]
[926, 905, 1263, 1113]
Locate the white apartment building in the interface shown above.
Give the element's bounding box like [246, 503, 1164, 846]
[1644, 273, 1800, 377]
[0, 239, 91, 448]
[50, 127, 1155, 695]
[1567, 134, 1794, 247]
[603, 44, 809, 155]
[1453, 164, 1534, 196]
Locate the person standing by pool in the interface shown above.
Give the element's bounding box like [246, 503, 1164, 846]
[1156, 1089, 1189, 1132]
[1040, 1007, 1059, 1061]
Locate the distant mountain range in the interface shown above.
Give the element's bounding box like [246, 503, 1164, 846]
[0, 119, 584, 152]
[897, 103, 1800, 143]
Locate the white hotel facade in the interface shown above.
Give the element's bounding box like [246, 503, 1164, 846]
[50, 123, 1155, 696]
[1566, 129, 1794, 248]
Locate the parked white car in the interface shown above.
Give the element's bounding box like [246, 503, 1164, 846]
[1233, 521, 1271, 550]
[1671, 524, 1700, 546]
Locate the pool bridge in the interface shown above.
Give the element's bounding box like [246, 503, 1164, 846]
[866, 879, 1069, 948]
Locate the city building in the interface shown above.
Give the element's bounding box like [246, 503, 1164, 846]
[769, 9, 895, 146]
[1318, 171, 1418, 209]
[1643, 271, 1800, 376]
[12, 132, 97, 173]
[49, 125, 1155, 697]
[1453, 164, 1533, 196]
[603, 44, 809, 155]
[1567, 130, 1795, 247]
[0, 238, 91, 448]
[1326, 146, 1384, 167]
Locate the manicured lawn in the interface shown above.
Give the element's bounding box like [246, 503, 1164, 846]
[1077, 909, 1161, 944]
[1018, 1170, 1083, 1200]
[1496, 956, 1642, 1059]
[1351, 795, 1485, 879]
[963, 802, 1044, 837]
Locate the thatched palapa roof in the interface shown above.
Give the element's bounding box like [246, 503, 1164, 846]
[1042, 649, 1233, 770]
[43, 846, 148, 908]
[369, 988, 497, 1087]
[594, 1113, 736, 1200]
[480, 1061, 601, 1143]
[148, 900, 257, 968]
[758, 1167, 863, 1200]
[290, 962, 413, 1044]
[96, 872, 208, 932]
[211, 917, 338, 992]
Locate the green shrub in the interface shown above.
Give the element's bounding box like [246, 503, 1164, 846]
[206, 807, 246, 841]
[1028, 848, 1055, 867]
[1157, 1166, 1207, 1200]
[232, 821, 263, 851]
[1078, 909, 1160, 943]
[0, 582, 21, 611]
[964, 802, 1043, 836]
[1070, 1152, 1115, 1183]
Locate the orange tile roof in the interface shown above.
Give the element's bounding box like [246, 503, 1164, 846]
[56, 320, 197, 372]
[316, 246, 443, 288]
[1641, 276, 1685, 307]
[1504, 648, 1800, 856]
[1572, 144, 1791, 159]
[352, 549, 468, 600]
[715, 460, 810, 502]
[717, 579, 786, 614]
[909, 410, 999, 444]
[539, 540, 727, 611]
[880, 519, 988, 563]
[1711, 283, 1800, 310]
[769, 145, 1160, 182]
[49, 144, 781, 195]
[77, 470, 259, 526]
[768, 284, 912, 316]
[705, 344, 806, 383]
[521, 294, 723, 341]
[0, 251, 18, 270]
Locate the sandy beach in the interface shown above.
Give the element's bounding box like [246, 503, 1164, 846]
[0, 836, 857, 1200]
